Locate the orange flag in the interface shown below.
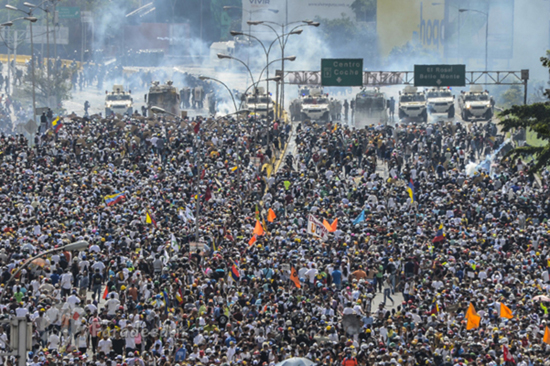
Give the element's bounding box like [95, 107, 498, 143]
[465, 303, 481, 330]
[249, 235, 257, 246]
[500, 303, 513, 319]
[323, 219, 338, 233]
[466, 313, 481, 330]
[253, 220, 264, 236]
[290, 267, 301, 288]
[465, 303, 477, 320]
[267, 208, 276, 222]
[330, 218, 338, 232]
[544, 326, 550, 345]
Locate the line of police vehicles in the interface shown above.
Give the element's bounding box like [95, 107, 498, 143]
[104, 79, 495, 130]
[287, 84, 495, 129]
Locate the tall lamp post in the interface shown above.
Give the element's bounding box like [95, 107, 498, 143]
[248, 20, 320, 118]
[199, 75, 238, 113]
[230, 29, 301, 100]
[459, 8, 489, 74]
[217, 53, 255, 91]
[223, 6, 278, 87]
[5, 5, 38, 121]
[0, 240, 88, 366]
[24, 1, 52, 104]
[2, 241, 89, 301]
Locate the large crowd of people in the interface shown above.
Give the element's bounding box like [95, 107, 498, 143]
[0, 95, 548, 366]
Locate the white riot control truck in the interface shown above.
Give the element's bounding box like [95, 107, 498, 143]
[105, 85, 133, 116]
[241, 87, 274, 119]
[458, 85, 494, 121]
[398, 86, 427, 122]
[299, 87, 330, 122]
[426, 87, 455, 118]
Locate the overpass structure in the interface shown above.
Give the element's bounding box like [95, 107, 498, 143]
[283, 70, 529, 104]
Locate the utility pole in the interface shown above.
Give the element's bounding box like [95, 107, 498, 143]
[30, 21, 37, 122]
[53, 1, 57, 60]
[3, 317, 32, 366]
[13, 30, 18, 87]
[282, 0, 288, 117]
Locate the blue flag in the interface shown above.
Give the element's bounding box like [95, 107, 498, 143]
[175, 347, 187, 362]
[353, 210, 365, 225]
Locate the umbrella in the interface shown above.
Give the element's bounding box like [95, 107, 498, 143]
[275, 358, 315, 366]
[532, 295, 550, 302]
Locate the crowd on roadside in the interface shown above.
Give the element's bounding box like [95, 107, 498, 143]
[0, 108, 548, 366]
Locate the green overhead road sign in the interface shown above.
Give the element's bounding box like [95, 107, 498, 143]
[321, 58, 363, 87]
[57, 6, 80, 19]
[414, 64, 465, 87]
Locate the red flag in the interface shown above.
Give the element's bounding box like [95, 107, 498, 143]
[502, 345, 514, 362]
[200, 169, 205, 179]
[72, 312, 80, 321]
[194, 120, 201, 134]
[102, 285, 109, 300]
[204, 186, 212, 202]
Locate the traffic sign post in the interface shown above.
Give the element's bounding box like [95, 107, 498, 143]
[414, 64, 466, 87]
[321, 59, 363, 87]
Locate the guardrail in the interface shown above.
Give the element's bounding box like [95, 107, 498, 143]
[0, 54, 80, 69]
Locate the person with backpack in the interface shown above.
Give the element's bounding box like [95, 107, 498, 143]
[342, 349, 358, 366]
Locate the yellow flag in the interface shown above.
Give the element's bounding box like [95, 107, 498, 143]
[146, 212, 152, 224]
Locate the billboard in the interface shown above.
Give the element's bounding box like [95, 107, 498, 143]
[242, 0, 355, 40]
[376, 0, 445, 58]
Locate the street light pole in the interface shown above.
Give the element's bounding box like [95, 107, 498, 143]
[248, 20, 319, 119]
[199, 75, 238, 113]
[459, 8, 489, 73]
[29, 20, 36, 119]
[217, 53, 255, 90]
[5, 6, 39, 120]
[1, 241, 89, 302]
[223, 7, 278, 88]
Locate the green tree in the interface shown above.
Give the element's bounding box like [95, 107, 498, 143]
[499, 85, 523, 109]
[498, 51, 550, 172]
[14, 67, 72, 112]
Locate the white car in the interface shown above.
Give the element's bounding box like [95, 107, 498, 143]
[426, 88, 455, 118]
[242, 94, 274, 119]
[458, 85, 494, 121]
[105, 85, 133, 116]
[398, 86, 427, 122]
